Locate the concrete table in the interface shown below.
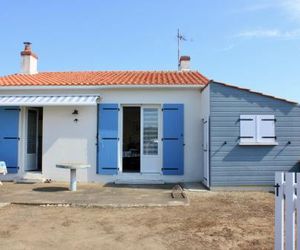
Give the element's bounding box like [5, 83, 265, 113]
[56, 164, 90, 191]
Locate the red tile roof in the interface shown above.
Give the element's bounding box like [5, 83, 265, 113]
[0, 71, 209, 87]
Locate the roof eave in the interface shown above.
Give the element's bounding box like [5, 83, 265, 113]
[0, 84, 207, 90]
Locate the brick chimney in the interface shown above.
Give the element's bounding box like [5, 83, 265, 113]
[20, 42, 38, 74]
[179, 55, 191, 71]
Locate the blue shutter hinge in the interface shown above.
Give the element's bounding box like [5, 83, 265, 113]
[262, 118, 277, 122]
[262, 136, 277, 139]
[3, 137, 20, 140]
[4, 108, 21, 111]
[6, 166, 19, 169]
[239, 118, 254, 121]
[103, 107, 120, 111]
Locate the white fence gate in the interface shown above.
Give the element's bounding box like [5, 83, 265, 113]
[275, 172, 300, 250]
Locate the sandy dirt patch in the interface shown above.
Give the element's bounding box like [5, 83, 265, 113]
[0, 191, 274, 250]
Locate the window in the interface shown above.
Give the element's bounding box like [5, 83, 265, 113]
[240, 115, 277, 145]
[143, 108, 159, 155]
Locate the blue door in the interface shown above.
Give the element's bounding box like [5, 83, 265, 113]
[162, 104, 184, 175]
[0, 107, 20, 173]
[97, 104, 119, 175]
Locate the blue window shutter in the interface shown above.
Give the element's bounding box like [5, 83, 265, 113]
[0, 107, 20, 174]
[162, 104, 184, 175]
[97, 104, 119, 175]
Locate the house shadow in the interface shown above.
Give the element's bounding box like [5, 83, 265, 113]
[103, 183, 177, 190]
[223, 146, 274, 162]
[288, 162, 300, 172]
[32, 187, 69, 192]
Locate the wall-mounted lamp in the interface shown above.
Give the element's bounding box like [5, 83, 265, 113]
[72, 109, 79, 123]
[96, 96, 102, 104]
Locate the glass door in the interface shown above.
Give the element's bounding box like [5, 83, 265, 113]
[25, 108, 38, 171]
[140, 106, 162, 173]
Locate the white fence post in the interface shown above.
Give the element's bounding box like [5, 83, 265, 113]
[275, 172, 284, 250]
[275, 172, 300, 250]
[285, 173, 295, 250]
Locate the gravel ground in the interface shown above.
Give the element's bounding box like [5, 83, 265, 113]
[0, 191, 274, 250]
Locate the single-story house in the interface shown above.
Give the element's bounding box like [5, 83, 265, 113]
[0, 42, 299, 189]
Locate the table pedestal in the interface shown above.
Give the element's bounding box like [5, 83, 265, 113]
[56, 163, 90, 192]
[70, 169, 77, 191]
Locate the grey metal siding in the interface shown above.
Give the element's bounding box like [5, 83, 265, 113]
[210, 82, 300, 187]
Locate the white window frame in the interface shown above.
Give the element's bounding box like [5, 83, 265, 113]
[239, 114, 278, 146]
[142, 107, 159, 156]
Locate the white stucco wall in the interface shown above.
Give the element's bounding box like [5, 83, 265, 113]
[42, 105, 98, 182]
[1, 87, 205, 183]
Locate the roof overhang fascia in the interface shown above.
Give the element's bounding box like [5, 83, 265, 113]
[0, 84, 206, 90]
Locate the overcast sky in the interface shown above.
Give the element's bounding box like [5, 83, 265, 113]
[1, 0, 300, 102]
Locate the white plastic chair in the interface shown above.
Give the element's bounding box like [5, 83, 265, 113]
[0, 161, 7, 185]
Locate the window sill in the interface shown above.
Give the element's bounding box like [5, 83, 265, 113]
[239, 142, 278, 146]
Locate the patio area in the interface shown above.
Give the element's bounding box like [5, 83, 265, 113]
[0, 190, 274, 249]
[0, 182, 188, 207]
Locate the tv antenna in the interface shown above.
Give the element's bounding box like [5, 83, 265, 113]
[177, 29, 187, 70]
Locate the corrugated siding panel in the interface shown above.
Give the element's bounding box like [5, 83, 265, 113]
[210, 82, 300, 187]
